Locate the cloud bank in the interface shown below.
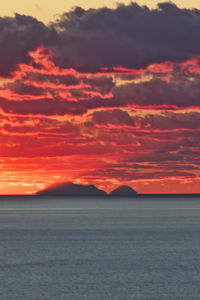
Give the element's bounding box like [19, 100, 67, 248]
[2, 3, 200, 75]
[1, 2, 200, 194]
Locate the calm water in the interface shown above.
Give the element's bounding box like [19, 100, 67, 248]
[0, 196, 200, 300]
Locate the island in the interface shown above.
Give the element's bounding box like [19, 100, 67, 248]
[36, 182, 107, 196]
[36, 182, 138, 197]
[109, 185, 138, 197]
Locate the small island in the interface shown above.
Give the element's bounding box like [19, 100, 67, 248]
[109, 185, 138, 197]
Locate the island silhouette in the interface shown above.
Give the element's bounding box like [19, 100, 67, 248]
[36, 182, 138, 197]
[110, 185, 138, 196]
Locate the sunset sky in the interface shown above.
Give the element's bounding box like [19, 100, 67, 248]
[1, 1, 200, 194]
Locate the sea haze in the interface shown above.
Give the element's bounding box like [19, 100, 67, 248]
[0, 196, 200, 300]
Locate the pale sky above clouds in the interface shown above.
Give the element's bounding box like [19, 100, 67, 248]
[1, 0, 200, 23]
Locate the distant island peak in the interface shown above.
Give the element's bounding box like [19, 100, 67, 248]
[109, 185, 138, 196]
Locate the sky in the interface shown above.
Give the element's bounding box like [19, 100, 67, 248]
[1, 0, 200, 23]
[1, 1, 200, 194]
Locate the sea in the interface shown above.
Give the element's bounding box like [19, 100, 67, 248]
[0, 196, 200, 300]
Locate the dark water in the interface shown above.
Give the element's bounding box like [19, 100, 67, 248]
[1, 197, 200, 300]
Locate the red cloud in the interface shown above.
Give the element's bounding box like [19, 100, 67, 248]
[0, 46, 200, 194]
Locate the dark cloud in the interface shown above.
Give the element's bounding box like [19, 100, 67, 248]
[51, 3, 200, 71]
[91, 109, 135, 126]
[57, 70, 200, 109]
[90, 109, 200, 130]
[0, 97, 87, 115]
[26, 73, 81, 86]
[112, 78, 200, 108]
[0, 14, 55, 76]
[140, 112, 200, 130]
[82, 76, 115, 94]
[5, 81, 45, 96]
[3, 3, 200, 76]
[2, 119, 81, 135]
[70, 75, 200, 110]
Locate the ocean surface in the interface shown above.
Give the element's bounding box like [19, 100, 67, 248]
[0, 196, 200, 300]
